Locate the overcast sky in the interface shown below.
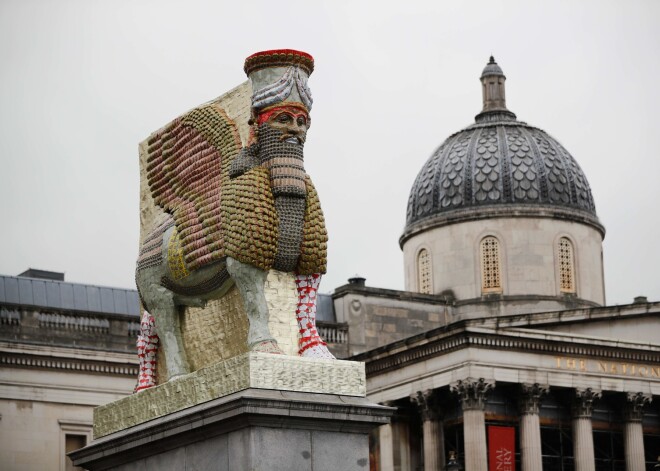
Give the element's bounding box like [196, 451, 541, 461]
[1, 0, 658, 305]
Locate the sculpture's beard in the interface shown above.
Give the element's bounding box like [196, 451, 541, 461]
[258, 123, 307, 198]
[256, 123, 308, 272]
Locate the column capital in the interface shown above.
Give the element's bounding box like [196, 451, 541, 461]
[625, 391, 652, 422]
[519, 383, 549, 415]
[572, 387, 601, 418]
[410, 389, 441, 421]
[450, 377, 494, 411]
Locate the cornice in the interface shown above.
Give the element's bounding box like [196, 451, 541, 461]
[331, 284, 451, 305]
[0, 341, 138, 362]
[465, 301, 660, 329]
[400, 204, 605, 248]
[454, 294, 601, 309]
[0, 341, 138, 376]
[355, 326, 660, 377]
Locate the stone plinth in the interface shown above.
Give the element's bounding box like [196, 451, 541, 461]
[71, 388, 393, 471]
[94, 352, 366, 438]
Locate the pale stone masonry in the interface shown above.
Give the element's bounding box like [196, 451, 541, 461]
[410, 390, 444, 471]
[94, 352, 366, 438]
[451, 378, 493, 471]
[354, 301, 660, 470]
[73, 388, 394, 471]
[519, 383, 547, 471]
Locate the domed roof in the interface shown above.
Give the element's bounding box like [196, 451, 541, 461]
[403, 58, 602, 243]
[481, 56, 504, 78]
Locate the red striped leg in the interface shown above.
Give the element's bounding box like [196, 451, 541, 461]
[135, 311, 159, 392]
[295, 273, 335, 359]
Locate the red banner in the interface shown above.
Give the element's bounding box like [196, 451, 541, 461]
[488, 425, 515, 471]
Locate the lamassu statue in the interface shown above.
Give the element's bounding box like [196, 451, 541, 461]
[135, 50, 334, 390]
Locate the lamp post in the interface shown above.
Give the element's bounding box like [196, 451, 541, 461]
[446, 451, 463, 471]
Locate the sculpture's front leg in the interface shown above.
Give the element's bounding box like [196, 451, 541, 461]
[295, 273, 335, 359]
[226, 257, 283, 354]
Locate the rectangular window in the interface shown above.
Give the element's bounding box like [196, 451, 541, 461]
[65, 435, 87, 471]
[59, 420, 92, 471]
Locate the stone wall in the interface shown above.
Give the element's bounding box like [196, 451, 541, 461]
[332, 284, 451, 356]
[0, 304, 139, 354]
[0, 304, 137, 471]
[402, 217, 605, 311]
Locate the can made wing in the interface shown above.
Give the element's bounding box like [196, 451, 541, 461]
[145, 104, 241, 271]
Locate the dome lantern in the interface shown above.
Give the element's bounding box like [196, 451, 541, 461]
[476, 56, 516, 122]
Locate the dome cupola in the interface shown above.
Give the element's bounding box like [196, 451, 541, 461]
[403, 57, 602, 244]
[401, 57, 606, 317]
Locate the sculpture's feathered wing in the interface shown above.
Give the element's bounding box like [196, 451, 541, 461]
[143, 102, 327, 276]
[145, 104, 242, 272]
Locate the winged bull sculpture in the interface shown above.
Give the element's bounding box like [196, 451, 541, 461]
[134, 50, 334, 390]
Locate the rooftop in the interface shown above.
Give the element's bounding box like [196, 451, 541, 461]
[0, 272, 140, 317]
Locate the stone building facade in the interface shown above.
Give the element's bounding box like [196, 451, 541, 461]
[0, 270, 139, 470]
[323, 58, 660, 470]
[354, 301, 660, 470]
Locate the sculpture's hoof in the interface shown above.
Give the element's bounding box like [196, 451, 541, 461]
[300, 342, 335, 360]
[251, 340, 285, 354]
[134, 383, 154, 393]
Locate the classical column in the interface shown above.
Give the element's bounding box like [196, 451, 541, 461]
[519, 383, 548, 471]
[411, 390, 445, 471]
[624, 392, 651, 471]
[379, 401, 396, 471]
[450, 378, 494, 471]
[392, 419, 411, 471]
[572, 388, 601, 471]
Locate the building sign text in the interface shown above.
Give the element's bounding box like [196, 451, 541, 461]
[554, 356, 659, 378]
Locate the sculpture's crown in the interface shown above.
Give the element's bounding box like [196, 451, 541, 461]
[244, 49, 314, 76]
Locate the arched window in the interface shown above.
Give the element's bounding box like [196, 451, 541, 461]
[558, 237, 576, 293]
[417, 248, 432, 294]
[480, 236, 502, 294]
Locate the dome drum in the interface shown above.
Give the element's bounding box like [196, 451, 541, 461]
[402, 216, 606, 310]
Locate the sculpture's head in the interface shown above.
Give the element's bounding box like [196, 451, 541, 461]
[244, 50, 315, 197]
[256, 103, 309, 147]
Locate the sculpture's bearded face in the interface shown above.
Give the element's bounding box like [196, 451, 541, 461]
[258, 105, 309, 146]
[256, 105, 310, 197]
